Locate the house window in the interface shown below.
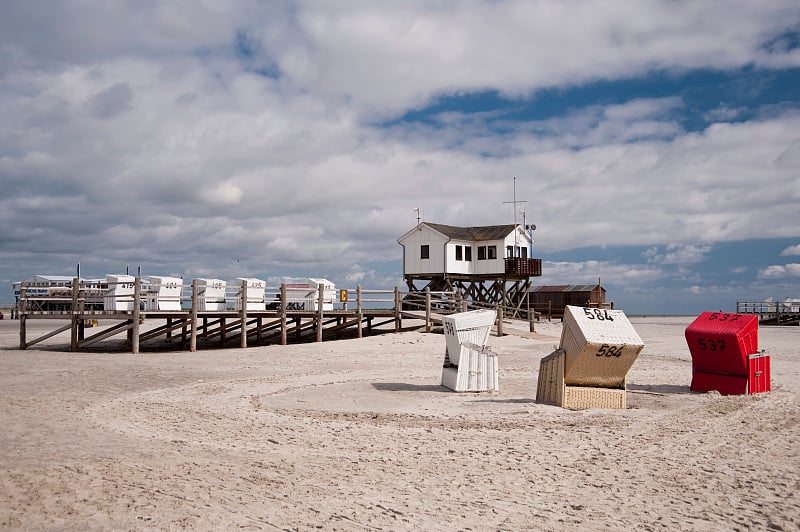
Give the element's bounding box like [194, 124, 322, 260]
[506, 246, 514, 258]
[455, 245, 463, 261]
[519, 247, 527, 258]
[488, 246, 497, 259]
[477, 246, 486, 260]
[465, 247, 472, 261]
[420, 244, 430, 259]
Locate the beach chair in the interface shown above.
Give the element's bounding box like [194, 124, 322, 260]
[536, 305, 644, 409]
[685, 312, 770, 395]
[441, 309, 499, 392]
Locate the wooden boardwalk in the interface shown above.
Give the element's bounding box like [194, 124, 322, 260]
[17, 279, 489, 353]
[736, 301, 800, 326]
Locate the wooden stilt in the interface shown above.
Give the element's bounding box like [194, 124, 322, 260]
[132, 278, 141, 354]
[280, 283, 287, 345]
[316, 284, 323, 342]
[425, 287, 431, 333]
[19, 313, 26, 350]
[240, 279, 248, 349]
[394, 287, 401, 332]
[190, 280, 198, 352]
[357, 285, 363, 338]
[70, 277, 79, 352]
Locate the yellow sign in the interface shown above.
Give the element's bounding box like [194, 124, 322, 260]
[339, 289, 348, 302]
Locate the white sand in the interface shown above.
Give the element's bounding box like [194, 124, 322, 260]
[0, 317, 798, 530]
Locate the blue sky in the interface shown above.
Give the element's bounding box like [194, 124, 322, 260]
[1, 1, 799, 314]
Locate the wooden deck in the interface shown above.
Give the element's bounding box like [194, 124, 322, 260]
[16, 279, 500, 353]
[736, 301, 800, 326]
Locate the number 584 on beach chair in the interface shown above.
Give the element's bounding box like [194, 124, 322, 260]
[537, 306, 645, 409]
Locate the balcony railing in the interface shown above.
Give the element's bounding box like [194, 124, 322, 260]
[504, 257, 542, 277]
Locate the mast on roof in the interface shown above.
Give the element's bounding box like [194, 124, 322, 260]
[502, 177, 527, 256]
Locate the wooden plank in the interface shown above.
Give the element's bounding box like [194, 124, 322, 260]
[25, 322, 72, 349]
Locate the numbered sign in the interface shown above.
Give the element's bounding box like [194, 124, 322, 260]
[559, 305, 645, 388]
[685, 311, 763, 394]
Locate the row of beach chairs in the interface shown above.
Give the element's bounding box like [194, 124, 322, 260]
[440, 306, 770, 409]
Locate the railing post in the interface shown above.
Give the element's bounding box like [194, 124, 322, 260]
[357, 285, 363, 338]
[394, 286, 401, 332]
[240, 279, 248, 349]
[70, 277, 80, 351]
[316, 284, 324, 342]
[529, 308, 535, 333]
[280, 283, 287, 345]
[132, 277, 141, 354]
[190, 279, 198, 352]
[19, 286, 26, 349]
[496, 304, 504, 337]
[425, 287, 431, 333]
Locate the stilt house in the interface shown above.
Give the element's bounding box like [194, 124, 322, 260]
[397, 222, 542, 308]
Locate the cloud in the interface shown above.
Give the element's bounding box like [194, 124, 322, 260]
[196, 181, 243, 206]
[1, 1, 800, 314]
[703, 104, 745, 123]
[643, 244, 712, 265]
[86, 82, 133, 119]
[758, 263, 800, 278]
[781, 244, 800, 256]
[542, 260, 664, 286]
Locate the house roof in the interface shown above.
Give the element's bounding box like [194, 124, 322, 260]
[424, 223, 519, 241]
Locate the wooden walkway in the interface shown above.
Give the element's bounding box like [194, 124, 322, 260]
[17, 279, 493, 353]
[736, 301, 800, 326]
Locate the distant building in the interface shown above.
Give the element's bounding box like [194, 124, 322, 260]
[14, 275, 106, 312]
[397, 222, 542, 308]
[527, 282, 608, 317]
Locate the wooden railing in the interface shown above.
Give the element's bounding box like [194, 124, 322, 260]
[504, 257, 542, 276]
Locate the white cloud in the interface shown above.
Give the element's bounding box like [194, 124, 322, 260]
[197, 181, 243, 206]
[644, 244, 712, 265]
[1, 1, 800, 306]
[703, 104, 745, 123]
[542, 261, 664, 286]
[758, 263, 800, 278]
[781, 244, 800, 256]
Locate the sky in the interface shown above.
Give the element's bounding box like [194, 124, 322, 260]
[1, 0, 799, 315]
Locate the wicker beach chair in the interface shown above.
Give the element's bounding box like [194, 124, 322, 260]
[537, 305, 644, 409]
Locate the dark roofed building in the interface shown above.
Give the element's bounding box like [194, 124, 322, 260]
[527, 282, 608, 317]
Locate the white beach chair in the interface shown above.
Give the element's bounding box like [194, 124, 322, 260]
[440, 309, 499, 392]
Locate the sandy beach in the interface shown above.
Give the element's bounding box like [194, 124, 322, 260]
[0, 316, 798, 530]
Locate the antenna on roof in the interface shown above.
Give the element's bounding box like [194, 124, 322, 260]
[502, 177, 527, 256]
[414, 207, 422, 226]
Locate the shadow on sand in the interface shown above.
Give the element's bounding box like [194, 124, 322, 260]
[371, 382, 450, 393]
